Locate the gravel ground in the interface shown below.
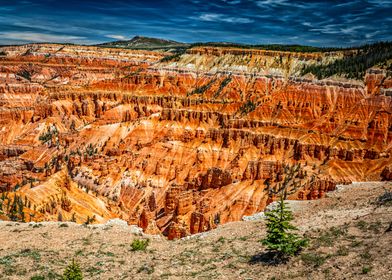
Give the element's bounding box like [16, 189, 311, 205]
[0, 182, 391, 280]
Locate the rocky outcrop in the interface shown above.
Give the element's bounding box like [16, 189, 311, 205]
[0, 44, 391, 238]
[381, 166, 392, 181]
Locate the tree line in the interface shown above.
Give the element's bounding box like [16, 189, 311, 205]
[301, 42, 392, 80]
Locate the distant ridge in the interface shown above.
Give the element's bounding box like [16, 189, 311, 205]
[96, 35, 346, 53]
[95, 36, 391, 56]
[96, 35, 189, 51]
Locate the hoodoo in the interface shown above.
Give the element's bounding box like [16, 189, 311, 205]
[0, 43, 391, 238]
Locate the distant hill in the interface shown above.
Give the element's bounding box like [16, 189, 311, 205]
[96, 36, 189, 51]
[96, 36, 346, 53]
[191, 42, 344, 52]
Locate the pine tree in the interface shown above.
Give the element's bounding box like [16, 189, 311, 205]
[63, 259, 83, 280]
[262, 195, 308, 259]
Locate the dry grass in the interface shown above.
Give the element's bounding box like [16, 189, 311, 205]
[0, 182, 391, 280]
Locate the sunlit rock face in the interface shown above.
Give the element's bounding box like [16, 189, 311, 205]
[0, 44, 391, 238]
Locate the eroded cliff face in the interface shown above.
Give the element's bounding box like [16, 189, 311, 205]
[0, 44, 391, 238]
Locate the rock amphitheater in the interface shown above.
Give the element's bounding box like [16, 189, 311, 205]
[0, 44, 391, 239]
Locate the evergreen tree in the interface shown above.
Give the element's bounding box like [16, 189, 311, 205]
[301, 41, 392, 80]
[63, 259, 83, 280]
[262, 196, 308, 259]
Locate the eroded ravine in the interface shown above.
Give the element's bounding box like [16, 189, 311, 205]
[0, 44, 391, 238]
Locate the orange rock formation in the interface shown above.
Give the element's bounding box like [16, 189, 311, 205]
[0, 44, 391, 238]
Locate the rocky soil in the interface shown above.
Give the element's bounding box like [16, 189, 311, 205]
[0, 181, 391, 280]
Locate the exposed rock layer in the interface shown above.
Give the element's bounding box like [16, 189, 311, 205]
[0, 44, 391, 238]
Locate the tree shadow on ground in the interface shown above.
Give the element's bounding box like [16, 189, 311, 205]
[249, 251, 288, 266]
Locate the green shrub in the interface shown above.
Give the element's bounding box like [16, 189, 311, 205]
[360, 252, 372, 260]
[137, 264, 154, 274]
[217, 237, 226, 243]
[160, 51, 185, 62]
[17, 69, 32, 81]
[130, 239, 149, 251]
[239, 100, 256, 115]
[188, 79, 216, 96]
[63, 259, 83, 280]
[30, 276, 45, 280]
[362, 266, 372, 274]
[336, 246, 349, 256]
[376, 190, 392, 206]
[261, 196, 308, 258]
[314, 226, 347, 247]
[301, 253, 327, 267]
[355, 220, 368, 231]
[214, 76, 232, 98]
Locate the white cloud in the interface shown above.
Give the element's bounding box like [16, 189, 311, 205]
[335, 0, 360, 7]
[340, 25, 365, 34]
[365, 30, 381, 38]
[256, 0, 288, 7]
[256, 0, 306, 8]
[367, 0, 392, 7]
[197, 13, 254, 24]
[105, 34, 127, 40]
[307, 39, 323, 43]
[222, 0, 242, 4]
[310, 24, 365, 35]
[0, 32, 86, 43]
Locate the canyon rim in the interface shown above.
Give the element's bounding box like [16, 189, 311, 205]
[0, 0, 391, 279]
[1, 41, 391, 238]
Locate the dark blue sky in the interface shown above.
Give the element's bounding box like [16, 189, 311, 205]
[0, 0, 391, 47]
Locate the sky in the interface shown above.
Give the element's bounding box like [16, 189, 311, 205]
[0, 0, 391, 47]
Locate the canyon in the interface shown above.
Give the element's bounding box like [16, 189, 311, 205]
[0, 43, 391, 239]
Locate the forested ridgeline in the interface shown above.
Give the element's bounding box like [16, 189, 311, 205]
[301, 42, 392, 80]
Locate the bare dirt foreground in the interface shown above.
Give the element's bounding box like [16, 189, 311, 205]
[0, 182, 391, 280]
